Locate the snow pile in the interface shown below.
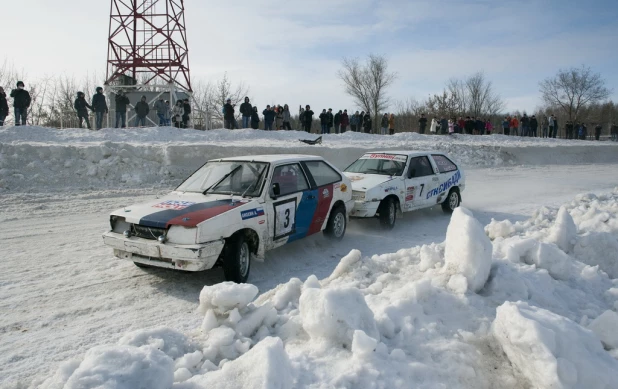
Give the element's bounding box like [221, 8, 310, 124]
[39, 192, 618, 388]
[2, 126, 618, 192]
[493, 301, 617, 388]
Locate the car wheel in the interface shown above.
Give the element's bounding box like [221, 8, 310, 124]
[442, 188, 461, 214]
[222, 234, 251, 283]
[134, 261, 154, 269]
[379, 197, 397, 230]
[323, 205, 347, 240]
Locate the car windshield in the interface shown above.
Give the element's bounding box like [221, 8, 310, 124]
[345, 154, 407, 176]
[176, 161, 269, 197]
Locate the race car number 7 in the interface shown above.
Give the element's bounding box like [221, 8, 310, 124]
[419, 184, 425, 196]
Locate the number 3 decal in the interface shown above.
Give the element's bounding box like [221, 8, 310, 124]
[274, 199, 296, 239]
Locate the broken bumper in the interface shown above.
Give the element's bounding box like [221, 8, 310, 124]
[102, 231, 225, 271]
[349, 200, 380, 218]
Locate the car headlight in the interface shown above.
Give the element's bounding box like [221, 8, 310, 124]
[110, 216, 131, 233]
[166, 225, 197, 245]
[352, 191, 366, 201]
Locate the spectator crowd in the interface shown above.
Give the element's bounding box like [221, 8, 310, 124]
[0, 81, 616, 141]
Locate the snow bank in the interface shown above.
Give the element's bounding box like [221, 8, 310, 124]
[492, 301, 618, 389]
[2, 126, 617, 192]
[443, 207, 493, 292]
[38, 190, 618, 388]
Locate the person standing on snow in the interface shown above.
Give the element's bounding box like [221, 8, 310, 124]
[334, 110, 342, 134]
[74, 91, 93, 129]
[154, 98, 167, 126]
[114, 91, 130, 128]
[388, 113, 395, 135]
[520, 114, 530, 136]
[350, 111, 359, 132]
[282, 104, 292, 130]
[418, 114, 428, 134]
[340, 109, 349, 133]
[172, 100, 185, 128]
[475, 117, 485, 135]
[552, 116, 558, 138]
[529, 115, 538, 137]
[182, 99, 191, 128]
[240, 97, 252, 129]
[224, 98, 235, 129]
[275, 105, 284, 130]
[363, 111, 372, 133]
[91, 87, 108, 130]
[502, 116, 510, 135]
[319, 109, 328, 134]
[262, 105, 276, 131]
[510, 116, 519, 136]
[610, 123, 618, 142]
[303, 105, 314, 133]
[380, 113, 388, 135]
[0, 87, 9, 126]
[326, 108, 334, 134]
[440, 117, 449, 135]
[250, 106, 260, 129]
[485, 119, 493, 135]
[10, 81, 31, 126]
[134, 96, 150, 127]
[430, 117, 438, 134]
[448, 118, 455, 135]
[594, 123, 602, 141]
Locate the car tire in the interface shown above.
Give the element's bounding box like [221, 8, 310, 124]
[442, 188, 461, 214]
[133, 261, 154, 269]
[323, 205, 347, 240]
[378, 197, 397, 230]
[222, 234, 251, 283]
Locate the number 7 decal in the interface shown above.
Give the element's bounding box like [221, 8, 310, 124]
[419, 184, 425, 196]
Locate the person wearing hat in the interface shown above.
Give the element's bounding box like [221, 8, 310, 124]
[74, 91, 93, 129]
[319, 109, 328, 134]
[114, 91, 130, 128]
[182, 99, 191, 128]
[0, 87, 9, 126]
[172, 100, 185, 128]
[240, 97, 252, 129]
[223, 98, 235, 129]
[302, 105, 314, 133]
[92, 87, 108, 130]
[262, 105, 275, 131]
[340, 109, 349, 133]
[529, 115, 538, 137]
[154, 97, 167, 126]
[334, 110, 342, 134]
[10, 81, 31, 126]
[134, 96, 150, 127]
[250, 106, 260, 130]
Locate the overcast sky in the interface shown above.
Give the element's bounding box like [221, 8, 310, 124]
[2, 0, 617, 114]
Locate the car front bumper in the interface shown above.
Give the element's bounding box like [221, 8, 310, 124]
[349, 200, 380, 218]
[102, 231, 225, 271]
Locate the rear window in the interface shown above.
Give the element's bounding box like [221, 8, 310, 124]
[304, 160, 341, 187]
[431, 155, 457, 173]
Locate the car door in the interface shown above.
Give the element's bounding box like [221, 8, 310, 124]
[428, 154, 461, 202]
[403, 156, 439, 211]
[266, 163, 315, 248]
[301, 160, 343, 234]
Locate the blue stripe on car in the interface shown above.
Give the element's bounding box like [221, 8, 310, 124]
[138, 200, 234, 228]
[288, 190, 318, 243]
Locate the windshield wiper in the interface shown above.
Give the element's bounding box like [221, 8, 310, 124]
[240, 166, 267, 198]
[203, 165, 242, 195]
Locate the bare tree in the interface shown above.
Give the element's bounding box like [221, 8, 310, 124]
[338, 54, 397, 131]
[209, 73, 250, 124]
[539, 65, 612, 121]
[465, 72, 504, 117]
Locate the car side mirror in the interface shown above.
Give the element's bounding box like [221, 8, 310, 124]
[271, 183, 280, 198]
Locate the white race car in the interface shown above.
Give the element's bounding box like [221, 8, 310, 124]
[343, 151, 465, 229]
[103, 155, 354, 283]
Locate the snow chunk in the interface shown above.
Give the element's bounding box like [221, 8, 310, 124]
[326, 249, 362, 282]
[546, 206, 577, 253]
[485, 218, 517, 240]
[419, 243, 443, 271]
[528, 243, 574, 281]
[299, 287, 379, 347]
[492, 301, 618, 388]
[198, 282, 259, 314]
[351, 330, 378, 358]
[573, 232, 618, 278]
[588, 310, 618, 349]
[180, 337, 293, 389]
[272, 278, 303, 310]
[118, 327, 196, 360]
[65, 345, 174, 389]
[443, 207, 493, 292]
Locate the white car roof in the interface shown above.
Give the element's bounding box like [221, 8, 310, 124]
[362, 150, 447, 158]
[212, 154, 323, 164]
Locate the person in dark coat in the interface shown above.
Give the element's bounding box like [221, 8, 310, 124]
[326, 109, 334, 133]
[10, 81, 31, 126]
[464, 116, 474, 135]
[334, 110, 342, 134]
[92, 87, 108, 130]
[240, 97, 252, 128]
[363, 111, 372, 133]
[0, 87, 9, 126]
[262, 105, 276, 131]
[319, 109, 328, 134]
[250, 106, 260, 129]
[74, 91, 93, 129]
[303, 105, 314, 133]
[552, 117, 558, 138]
[134, 96, 150, 127]
[114, 91, 130, 128]
[594, 123, 602, 141]
[520, 114, 530, 136]
[339, 109, 350, 134]
[224, 98, 235, 129]
[440, 118, 448, 135]
[418, 114, 428, 134]
[475, 117, 485, 135]
[565, 121, 574, 140]
[529, 115, 538, 137]
[182, 99, 191, 128]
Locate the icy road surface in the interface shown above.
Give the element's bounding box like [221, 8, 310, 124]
[1, 164, 617, 386]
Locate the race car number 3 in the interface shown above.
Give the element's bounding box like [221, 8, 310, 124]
[274, 200, 296, 238]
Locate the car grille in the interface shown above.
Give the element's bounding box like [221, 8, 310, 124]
[132, 224, 166, 240]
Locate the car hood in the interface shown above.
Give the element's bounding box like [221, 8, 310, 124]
[342, 172, 398, 191]
[111, 192, 257, 228]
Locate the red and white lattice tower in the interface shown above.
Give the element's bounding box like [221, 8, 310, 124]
[105, 0, 192, 93]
